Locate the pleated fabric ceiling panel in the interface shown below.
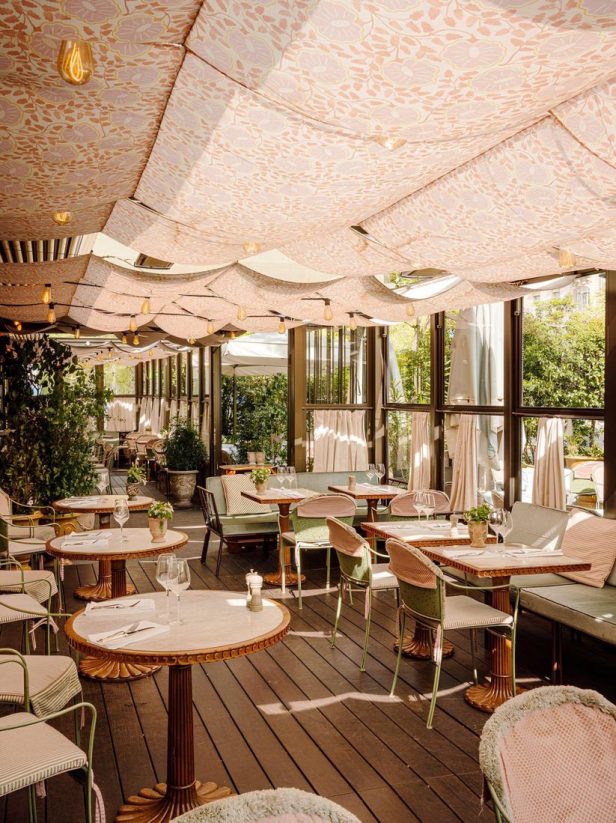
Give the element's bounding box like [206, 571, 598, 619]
[0, 256, 88, 322]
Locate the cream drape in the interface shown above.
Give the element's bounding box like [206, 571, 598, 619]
[106, 398, 136, 431]
[532, 417, 566, 510]
[200, 398, 210, 445]
[312, 409, 369, 472]
[449, 414, 478, 512]
[408, 411, 431, 491]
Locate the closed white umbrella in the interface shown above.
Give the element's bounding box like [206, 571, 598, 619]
[449, 414, 478, 512]
[532, 418, 566, 510]
[409, 411, 431, 491]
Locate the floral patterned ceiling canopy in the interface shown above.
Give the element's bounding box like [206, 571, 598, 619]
[1, 0, 616, 337]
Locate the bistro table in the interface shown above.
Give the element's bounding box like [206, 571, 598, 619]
[327, 483, 400, 521]
[362, 520, 496, 659]
[47, 527, 187, 682]
[53, 495, 153, 601]
[407, 543, 590, 712]
[66, 590, 290, 823]
[241, 488, 316, 586]
[219, 464, 274, 475]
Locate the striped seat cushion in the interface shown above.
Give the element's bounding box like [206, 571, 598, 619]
[0, 712, 86, 795]
[443, 596, 513, 630]
[560, 511, 616, 588]
[0, 594, 47, 623]
[0, 570, 57, 604]
[370, 564, 399, 590]
[0, 655, 81, 717]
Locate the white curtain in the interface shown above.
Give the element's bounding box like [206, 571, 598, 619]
[200, 398, 210, 445]
[313, 409, 369, 472]
[190, 400, 199, 430]
[449, 414, 478, 512]
[532, 418, 566, 510]
[106, 398, 136, 432]
[409, 411, 431, 490]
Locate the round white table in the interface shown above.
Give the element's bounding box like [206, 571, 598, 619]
[66, 591, 290, 822]
[53, 495, 153, 601]
[48, 527, 187, 682]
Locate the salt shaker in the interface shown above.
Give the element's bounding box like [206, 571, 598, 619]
[245, 569, 264, 612]
[348, 474, 356, 491]
[449, 513, 459, 538]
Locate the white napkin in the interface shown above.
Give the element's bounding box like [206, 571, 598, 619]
[441, 548, 483, 559]
[63, 532, 110, 547]
[88, 620, 169, 649]
[85, 598, 155, 615]
[503, 549, 563, 558]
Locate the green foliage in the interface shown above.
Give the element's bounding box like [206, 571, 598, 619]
[388, 320, 431, 405]
[0, 335, 109, 506]
[221, 372, 288, 464]
[148, 501, 174, 521]
[464, 503, 492, 523]
[165, 418, 206, 471]
[127, 465, 146, 484]
[250, 467, 271, 484]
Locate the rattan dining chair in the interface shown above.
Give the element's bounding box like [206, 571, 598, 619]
[384, 489, 452, 519]
[0, 590, 65, 655]
[479, 686, 616, 823]
[386, 537, 519, 728]
[279, 494, 356, 607]
[326, 517, 398, 671]
[0, 653, 99, 823]
[0, 556, 57, 606]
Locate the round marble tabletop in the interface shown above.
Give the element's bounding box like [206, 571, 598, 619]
[53, 494, 153, 514]
[65, 590, 290, 666]
[46, 527, 187, 562]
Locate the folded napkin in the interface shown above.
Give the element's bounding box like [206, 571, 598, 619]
[441, 548, 483, 559]
[281, 490, 304, 498]
[85, 598, 155, 615]
[62, 533, 111, 547]
[503, 549, 564, 558]
[88, 620, 169, 649]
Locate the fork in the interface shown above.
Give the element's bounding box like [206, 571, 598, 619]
[102, 622, 147, 642]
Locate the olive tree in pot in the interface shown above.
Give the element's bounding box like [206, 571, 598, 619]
[165, 419, 206, 508]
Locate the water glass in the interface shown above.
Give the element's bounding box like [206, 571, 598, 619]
[366, 464, 376, 485]
[415, 491, 427, 519]
[168, 558, 191, 623]
[375, 463, 385, 484]
[423, 492, 436, 519]
[113, 497, 129, 542]
[489, 509, 512, 545]
[156, 554, 177, 620]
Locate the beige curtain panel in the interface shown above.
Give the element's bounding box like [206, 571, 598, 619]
[449, 414, 478, 512]
[313, 409, 369, 472]
[408, 411, 431, 491]
[532, 417, 566, 510]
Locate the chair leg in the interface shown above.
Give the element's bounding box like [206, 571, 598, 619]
[426, 655, 442, 730]
[360, 588, 372, 672]
[296, 548, 302, 609]
[280, 539, 286, 595]
[214, 536, 224, 578]
[347, 580, 354, 606]
[390, 610, 406, 696]
[331, 582, 343, 648]
[27, 784, 38, 823]
[551, 621, 563, 684]
[200, 528, 211, 565]
[325, 547, 331, 591]
[470, 628, 479, 685]
[85, 770, 93, 823]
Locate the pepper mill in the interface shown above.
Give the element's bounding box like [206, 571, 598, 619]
[348, 474, 356, 491]
[245, 569, 264, 612]
[449, 513, 459, 538]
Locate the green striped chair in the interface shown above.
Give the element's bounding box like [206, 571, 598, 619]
[0, 648, 81, 719]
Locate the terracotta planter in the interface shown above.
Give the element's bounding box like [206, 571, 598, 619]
[247, 451, 256, 465]
[126, 482, 140, 499]
[468, 521, 488, 548]
[167, 469, 198, 508]
[254, 481, 267, 494]
[148, 517, 168, 542]
[255, 451, 266, 465]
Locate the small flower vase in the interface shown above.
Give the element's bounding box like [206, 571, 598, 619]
[468, 521, 488, 548]
[148, 517, 168, 542]
[254, 481, 267, 494]
[126, 483, 139, 499]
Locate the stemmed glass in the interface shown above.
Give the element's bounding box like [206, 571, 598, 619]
[156, 553, 177, 621]
[287, 467, 297, 490]
[423, 492, 436, 520]
[375, 463, 385, 485]
[414, 491, 427, 520]
[113, 497, 129, 543]
[366, 464, 376, 485]
[168, 558, 191, 623]
[488, 509, 513, 546]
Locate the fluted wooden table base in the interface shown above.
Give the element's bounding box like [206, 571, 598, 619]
[79, 656, 161, 682]
[394, 625, 454, 660]
[74, 560, 136, 602]
[116, 781, 232, 822]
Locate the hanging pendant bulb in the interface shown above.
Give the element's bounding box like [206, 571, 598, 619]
[121, 332, 128, 345]
[375, 133, 406, 151]
[237, 305, 247, 321]
[558, 247, 576, 268]
[129, 316, 137, 333]
[132, 333, 140, 346]
[242, 241, 261, 255]
[52, 211, 72, 226]
[405, 303, 415, 318]
[229, 331, 236, 340]
[277, 317, 286, 334]
[207, 320, 214, 336]
[47, 303, 56, 324]
[348, 313, 357, 331]
[13, 320, 22, 332]
[57, 40, 94, 86]
[73, 326, 80, 339]
[188, 337, 196, 345]
[141, 296, 151, 314]
[323, 299, 333, 322]
[41, 284, 52, 305]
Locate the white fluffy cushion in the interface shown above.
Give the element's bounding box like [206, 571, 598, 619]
[560, 510, 616, 588]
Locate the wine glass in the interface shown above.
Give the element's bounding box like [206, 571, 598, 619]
[113, 497, 129, 543]
[375, 463, 385, 485]
[168, 558, 191, 623]
[488, 509, 508, 545]
[366, 464, 376, 485]
[156, 553, 177, 620]
[287, 467, 297, 490]
[423, 493, 436, 520]
[500, 510, 513, 545]
[414, 491, 426, 520]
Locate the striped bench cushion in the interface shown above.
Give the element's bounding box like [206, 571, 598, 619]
[0, 712, 86, 796]
[561, 511, 616, 588]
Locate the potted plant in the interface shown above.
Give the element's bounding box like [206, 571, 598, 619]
[126, 464, 146, 499]
[250, 467, 271, 494]
[148, 501, 173, 542]
[464, 503, 492, 548]
[165, 419, 206, 508]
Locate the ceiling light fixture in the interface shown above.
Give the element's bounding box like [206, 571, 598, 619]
[52, 211, 72, 226]
[242, 241, 261, 255]
[13, 320, 22, 332]
[376, 134, 407, 151]
[237, 305, 247, 321]
[73, 326, 80, 339]
[558, 247, 576, 268]
[41, 284, 52, 304]
[47, 303, 56, 324]
[121, 332, 128, 345]
[132, 333, 140, 346]
[277, 317, 286, 334]
[348, 313, 357, 331]
[188, 337, 196, 345]
[207, 320, 214, 335]
[57, 40, 94, 86]
[129, 316, 137, 333]
[141, 297, 151, 314]
[405, 303, 415, 318]
[323, 299, 333, 322]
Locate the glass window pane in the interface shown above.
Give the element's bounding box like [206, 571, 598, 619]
[522, 417, 604, 511]
[191, 349, 200, 397]
[443, 412, 504, 507]
[306, 327, 368, 405]
[386, 410, 412, 483]
[386, 319, 430, 404]
[103, 363, 135, 395]
[179, 353, 187, 395]
[522, 273, 605, 408]
[444, 303, 504, 406]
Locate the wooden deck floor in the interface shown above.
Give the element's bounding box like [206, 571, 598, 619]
[1, 486, 614, 823]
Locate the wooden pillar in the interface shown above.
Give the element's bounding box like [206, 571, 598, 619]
[289, 327, 307, 471]
[503, 299, 522, 508]
[210, 345, 222, 477]
[94, 364, 105, 432]
[605, 271, 616, 518]
[372, 326, 385, 466]
[432, 313, 444, 491]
